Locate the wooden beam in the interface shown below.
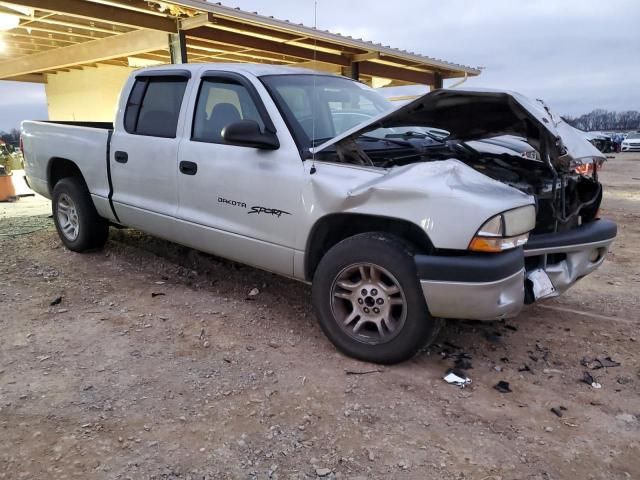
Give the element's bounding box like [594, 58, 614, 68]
[7, 30, 77, 44]
[179, 12, 211, 30]
[186, 37, 300, 64]
[350, 52, 379, 63]
[2, 73, 46, 83]
[11, 23, 109, 40]
[6, 10, 131, 35]
[358, 61, 435, 85]
[206, 16, 361, 54]
[189, 26, 351, 67]
[7, 0, 177, 32]
[0, 28, 169, 78]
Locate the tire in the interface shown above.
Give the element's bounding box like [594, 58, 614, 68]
[312, 232, 442, 364]
[52, 177, 109, 252]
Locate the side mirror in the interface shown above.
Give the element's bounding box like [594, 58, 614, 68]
[222, 119, 280, 150]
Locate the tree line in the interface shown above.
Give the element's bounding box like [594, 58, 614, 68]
[0, 129, 20, 148]
[563, 109, 640, 132]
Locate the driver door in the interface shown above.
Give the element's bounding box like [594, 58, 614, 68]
[175, 72, 303, 276]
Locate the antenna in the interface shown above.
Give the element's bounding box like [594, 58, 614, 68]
[310, 0, 318, 175]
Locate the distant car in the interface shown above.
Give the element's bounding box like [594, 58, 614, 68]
[588, 133, 614, 153]
[621, 132, 640, 152]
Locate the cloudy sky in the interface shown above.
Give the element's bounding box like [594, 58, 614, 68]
[1, 0, 638, 131]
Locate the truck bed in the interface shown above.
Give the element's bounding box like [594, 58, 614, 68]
[21, 120, 113, 204]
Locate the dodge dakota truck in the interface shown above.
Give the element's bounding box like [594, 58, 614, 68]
[21, 64, 617, 364]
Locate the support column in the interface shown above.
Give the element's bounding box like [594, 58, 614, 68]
[342, 61, 360, 81]
[169, 30, 188, 64]
[433, 72, 443, 89]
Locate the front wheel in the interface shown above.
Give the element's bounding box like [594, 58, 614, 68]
[312, 233, 442, 364]
[52, 177, 109, 252]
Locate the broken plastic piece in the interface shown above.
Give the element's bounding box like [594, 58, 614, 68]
[527, 269, 557, 299]
[443, 369, 472, 388]
[494, 380, 512, 393]
[582, 371, 602, 389]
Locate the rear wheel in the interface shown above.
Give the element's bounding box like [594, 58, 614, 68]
[312, 232, 442, 364]
[52, 177, 109, 252]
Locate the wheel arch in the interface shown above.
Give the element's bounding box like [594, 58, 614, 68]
[304, 213, 434, 282]
[47, 157, 87, 194]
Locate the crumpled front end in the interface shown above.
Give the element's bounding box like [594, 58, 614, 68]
[302, 159, 534, 251]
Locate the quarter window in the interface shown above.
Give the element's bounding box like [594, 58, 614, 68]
[192, 79, 264, 144]
[124, 77, 188, 138]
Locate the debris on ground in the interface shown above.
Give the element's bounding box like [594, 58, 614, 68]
[345, 368, 383, 375]
[443, 369, 472, 388]
[151, 292, 165, 298]
[50, 296, 62, 306]
[248, 287, 260, 297]
[494, 381, 512, 393]
[581, 356, 621, 369]
[1, 156, 639, 479]
[550, 406, 566, 418]
[582, 371, 602, 389]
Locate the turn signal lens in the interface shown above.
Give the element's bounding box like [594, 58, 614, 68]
[469, 206, 535, 252]
[469, 233, 529, 253]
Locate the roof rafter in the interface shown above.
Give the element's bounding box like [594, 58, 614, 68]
[2, 0, 177, 32]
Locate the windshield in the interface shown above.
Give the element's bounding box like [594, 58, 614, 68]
[261, 74, 395, 149]
[626, 132, 640, 140]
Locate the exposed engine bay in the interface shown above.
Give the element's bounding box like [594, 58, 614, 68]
[316, 134, 602, 234]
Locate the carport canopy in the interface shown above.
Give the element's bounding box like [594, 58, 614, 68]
[0, 0, 480, 84]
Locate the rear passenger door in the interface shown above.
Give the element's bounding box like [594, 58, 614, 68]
[109, 70, 190, 232]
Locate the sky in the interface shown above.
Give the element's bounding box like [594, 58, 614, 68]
[1, 0, 639, 131]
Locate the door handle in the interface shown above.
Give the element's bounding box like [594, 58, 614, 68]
[114, 151, 128, 163]
[179, 161, 198, 175]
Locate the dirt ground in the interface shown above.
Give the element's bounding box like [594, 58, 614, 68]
[1, 156, 639, 480]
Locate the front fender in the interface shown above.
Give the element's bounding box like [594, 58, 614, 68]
[299, 159, 534, 251]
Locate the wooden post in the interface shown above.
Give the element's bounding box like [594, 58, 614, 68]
[169, 30, 188, 64]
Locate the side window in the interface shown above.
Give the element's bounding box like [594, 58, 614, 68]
[124, 77, 188, 138]
[192, 78, 265, 144]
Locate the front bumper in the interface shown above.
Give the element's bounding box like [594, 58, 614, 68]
[523, 218, 617, 296]
[417, 219, 617, 321]
[418, 248, 525, 320]
[621, 144, 640, 151]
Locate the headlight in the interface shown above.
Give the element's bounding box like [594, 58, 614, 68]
[469, 205, 536, 253]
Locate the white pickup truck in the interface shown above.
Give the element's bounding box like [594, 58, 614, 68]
[22, 64, 616, 364]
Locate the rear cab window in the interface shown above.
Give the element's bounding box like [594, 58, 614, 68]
[124, 73, 189, 138]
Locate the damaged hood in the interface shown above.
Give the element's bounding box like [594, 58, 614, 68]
[312, 88, 605, 170]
